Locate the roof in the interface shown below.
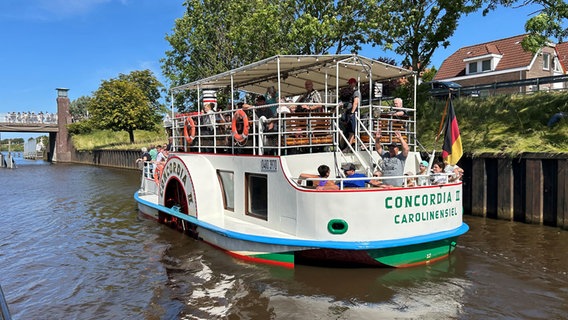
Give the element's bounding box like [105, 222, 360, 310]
[171, 55, 415, 97]
[434, 34, 536, 80]
[556, 42, 568, 73]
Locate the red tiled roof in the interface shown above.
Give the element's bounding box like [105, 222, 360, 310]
[434, 34, 535, 80]
[556, 42, 568, 73]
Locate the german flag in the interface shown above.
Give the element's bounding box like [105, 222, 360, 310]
[441, 99, 463, 165]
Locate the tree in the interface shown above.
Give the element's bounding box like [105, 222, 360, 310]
[70, 96, 91, 122]
[365, 0, 482, 74]
[484, 0, 568, 52]
[161, 0, 369, 111]
[88, 71, 163, 144]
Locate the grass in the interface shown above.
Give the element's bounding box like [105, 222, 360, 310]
[70, 91, 568, 155]
[71, 129, 168, 151]
[416, 91, 568, 156]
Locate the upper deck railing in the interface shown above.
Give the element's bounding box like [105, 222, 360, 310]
[168, 100, 416, 160]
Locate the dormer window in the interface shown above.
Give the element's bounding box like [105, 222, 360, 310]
[543, 53, 550, 70]
[482, 60, 491, 71]
[464, 54, 502, 75]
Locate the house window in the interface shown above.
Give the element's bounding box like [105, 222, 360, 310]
[217, 170, 234, 211]
[468, 62, 478, 73]
[482, 59, 491, 71]
[245, 173, 268, 220]
[553, 57, 562, 72]
[543, 53, 550, 70]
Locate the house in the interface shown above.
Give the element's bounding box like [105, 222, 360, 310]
[555, 41, 568, 73]
[434, 34, 565, 94]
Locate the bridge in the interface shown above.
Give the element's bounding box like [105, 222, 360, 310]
[0, 88, 73, 162]
[0, 112, 59, 133]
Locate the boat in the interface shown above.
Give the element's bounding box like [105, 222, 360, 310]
[135, 54, 469, 268]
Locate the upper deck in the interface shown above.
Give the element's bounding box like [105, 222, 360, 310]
[166, 55, 418, 177]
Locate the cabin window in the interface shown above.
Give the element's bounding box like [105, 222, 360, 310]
[481, 59, 491, 71]
[217, 170, 234, 211]
[543, 53, 550, 70]
[245, 173, 268, 220]
[468, 62, 478, 74]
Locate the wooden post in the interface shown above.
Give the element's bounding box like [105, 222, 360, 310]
[558, 159, 568, 230]
[470, 158, 486, 216]
[525, 159, 543, 224]
[497, 158, 513, 220]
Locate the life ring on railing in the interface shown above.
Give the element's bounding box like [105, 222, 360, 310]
[153, 162, 164, 185]
[231, 109, 249, 143]
[183, 117, 196, 144]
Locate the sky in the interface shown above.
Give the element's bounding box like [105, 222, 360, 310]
[0, 0, 547, 139]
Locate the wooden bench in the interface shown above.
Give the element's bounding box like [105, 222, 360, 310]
[360, 114, 409, 144]
[284, 112, 334, 146]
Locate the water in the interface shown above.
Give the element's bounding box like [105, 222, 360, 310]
[1, 156, 567, 319]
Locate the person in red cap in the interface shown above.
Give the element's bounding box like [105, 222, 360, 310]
[343, 78, 360, 151]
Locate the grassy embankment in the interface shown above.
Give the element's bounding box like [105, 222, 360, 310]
[72, 92, 568, 155]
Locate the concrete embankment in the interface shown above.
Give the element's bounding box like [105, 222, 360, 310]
[69, 149, 568, 230]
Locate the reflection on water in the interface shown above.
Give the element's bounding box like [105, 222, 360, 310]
[1, 160, 567, 319]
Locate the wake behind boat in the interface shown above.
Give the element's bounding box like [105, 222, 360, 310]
[135, 54, 468, 268]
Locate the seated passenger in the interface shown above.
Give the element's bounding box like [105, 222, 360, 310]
[430, 161, 448, 185]
[243, 95, 275, 131]
[417, 160, 429, 186]
[341, 163, 384, 188]
[299, 164, 339, 190]
[404, 171, 416, 187]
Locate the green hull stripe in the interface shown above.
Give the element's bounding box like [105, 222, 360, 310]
[369, 238, 458, 267]
[251, 252, 295, 264]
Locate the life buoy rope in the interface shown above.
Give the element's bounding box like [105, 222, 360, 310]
[183, 117, 196, 144]
[153, 162, 164, 185]
[231, 109, 249, 144]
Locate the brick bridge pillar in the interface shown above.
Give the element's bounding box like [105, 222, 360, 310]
[54, 88, 72, 162]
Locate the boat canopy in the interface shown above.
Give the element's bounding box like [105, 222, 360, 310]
[171, 54, 415, 98]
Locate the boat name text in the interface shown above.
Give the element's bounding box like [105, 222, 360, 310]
[385, 191, 460, 209]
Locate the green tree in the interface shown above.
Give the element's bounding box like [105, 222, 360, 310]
[484, 0, 568, 52]
[161, 0, 369, 110]
[88, 71, 163, 144]
[365, 0, 482, 73]
[70, 96, 91, 121]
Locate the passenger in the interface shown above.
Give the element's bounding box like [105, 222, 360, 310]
[299, 164, 339, 190]
[266, 86, 279, 114]
[417, 160, 430, 186]
[340, 163, 384, 188]
[343, 78, 360, 150]
[391, 98, 407, 117]
[148, 145, 158, 161]
[430, 161, 448, 185]
[295, 80, 322, 112]
[449, 165, 464, 182]
[243, 95, 275, 131]
[374, 130, 409, 187]
[404, 171, 416, 187]
[165, 137, 173, 152]
[202, 103, 216, 135]
[155, 145, 166, 163]
[136, 147, 152, 173]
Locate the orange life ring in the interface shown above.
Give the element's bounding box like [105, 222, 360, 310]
[153, 162, 164, 185]
[231, 109, 249, 143]
[183, 117, 196, 144]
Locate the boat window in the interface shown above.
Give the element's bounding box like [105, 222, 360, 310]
[245, 173, 268, 220]
[217, 170, 234, 211]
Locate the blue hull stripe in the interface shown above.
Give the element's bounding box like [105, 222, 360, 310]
[135, 192, 469, 250]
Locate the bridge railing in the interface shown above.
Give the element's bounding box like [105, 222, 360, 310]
[0, 112, 58, 124]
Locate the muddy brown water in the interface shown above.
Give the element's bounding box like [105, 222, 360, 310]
[1, 157, 567, 319]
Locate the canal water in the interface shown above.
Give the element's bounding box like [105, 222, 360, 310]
[1, 156, 567, 319]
